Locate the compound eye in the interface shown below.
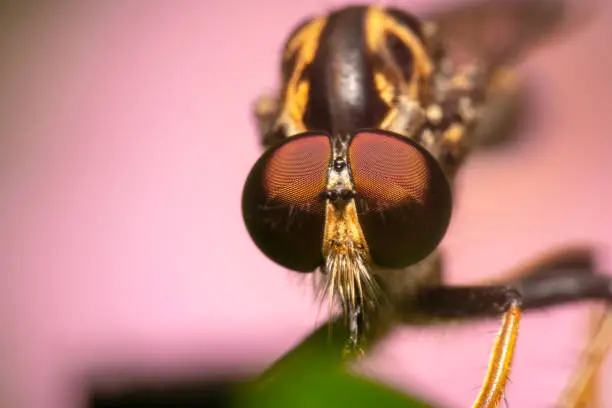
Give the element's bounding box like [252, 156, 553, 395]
[242, 132, 331, 272]
[349, 130, 452, 268]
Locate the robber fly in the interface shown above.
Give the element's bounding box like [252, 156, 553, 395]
[241, 0, 610, 406]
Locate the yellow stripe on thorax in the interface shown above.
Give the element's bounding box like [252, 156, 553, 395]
[365, 7, 432, 102]
[280, 17, 327, 135]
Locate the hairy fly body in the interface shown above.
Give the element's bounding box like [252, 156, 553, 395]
[241, 1, 609, 406]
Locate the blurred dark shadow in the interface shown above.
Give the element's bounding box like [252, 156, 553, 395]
[88, 373, 246, 408]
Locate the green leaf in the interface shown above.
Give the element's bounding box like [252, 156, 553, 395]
[238, 360, 436, 408]
[233, 320, 442, 408]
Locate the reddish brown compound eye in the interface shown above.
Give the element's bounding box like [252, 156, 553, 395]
[242, 132, 331, 272]
[348, 130, 452, 268]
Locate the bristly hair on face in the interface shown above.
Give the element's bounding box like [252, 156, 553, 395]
[317, 240, 381, 325]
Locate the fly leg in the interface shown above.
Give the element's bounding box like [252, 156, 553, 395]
[495, 247, 612, 408]
[403, 247, 612, 408]
[556, 307, 612, 408]
[406, 284, 522, 408]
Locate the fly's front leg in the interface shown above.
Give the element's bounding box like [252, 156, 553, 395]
[394, 247, 612, 408]
[497, 248, 612, 408]
[408, 285, 522, 408]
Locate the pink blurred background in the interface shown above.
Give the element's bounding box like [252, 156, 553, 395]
[1, 1, 611, 407]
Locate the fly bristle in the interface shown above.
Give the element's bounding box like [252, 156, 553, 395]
[319, 241, 380, 321]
